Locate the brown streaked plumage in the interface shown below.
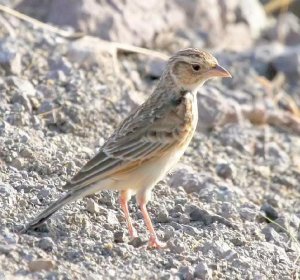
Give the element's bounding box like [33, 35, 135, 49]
[21, 48, 231, 248]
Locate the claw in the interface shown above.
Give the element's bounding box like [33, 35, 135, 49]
[148, 236, 166, 249]
[129, 227, 138, 239]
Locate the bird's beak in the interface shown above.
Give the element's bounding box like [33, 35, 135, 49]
[207, 64, 232, 78]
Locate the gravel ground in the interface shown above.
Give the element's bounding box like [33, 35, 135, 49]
[1, 1, 300, 279]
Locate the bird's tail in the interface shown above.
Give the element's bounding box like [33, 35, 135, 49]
[21, 188, 88, 233]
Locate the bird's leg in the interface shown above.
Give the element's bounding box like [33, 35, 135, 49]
[119, 190, 137, 239]
[138, 196, 166, 248]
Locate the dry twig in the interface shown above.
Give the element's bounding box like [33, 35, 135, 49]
[264, 0, 295, 14]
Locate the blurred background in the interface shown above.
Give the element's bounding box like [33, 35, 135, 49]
[10, 0, 300, 51]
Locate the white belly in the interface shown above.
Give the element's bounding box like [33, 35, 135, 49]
[108, 145, 186, 193]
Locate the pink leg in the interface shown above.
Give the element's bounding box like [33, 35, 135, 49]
[139, 199, 166, 248]
[120, 190, 137, 238]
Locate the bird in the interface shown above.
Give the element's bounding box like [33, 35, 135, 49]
[21, 48, 231, 248]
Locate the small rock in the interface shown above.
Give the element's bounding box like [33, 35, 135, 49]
[167, 239, 185, 254]
[67, 36, 114, 68]
[160, 272, 172, 280]
[38, 100, 55, 114]
[260, 203, 279, 221]
[219, 124, 256, 155]
[194, 261, 212, 279]
[170, 165, 206, 194]
[144, 57, 166, 78]
[11, 93, 32, 112]
[0, 47, 21, 75]
[49, 56, 72, 75]
[157, 209, 170, 223]
[10, 158, 25, 170]
[38, 237, 55, 251]
[239, 205, 257, 221]
[181, 225, 200, 237]
[114, 231, 126, 243]
[28, 259, 55, 272]
[200, 240, 232, 258]
[0, 184, 17, 198]
[178, 266, 194, 280]
[197, 87, 231, 132]
[86, 198, 100, 214]
[128, 237, 146, 248]
[272, 216, 289, 233]
[216, 163, 236, 179]
[37, 188, 52, 202]
[0, 244, 16, 254]
[173, 204, 185, 214]
[187, 205, 236, 229]
[188, 206, 212, 223]
[163, 226, 176, 240]
[261, 226, 281, 243]
[106, 211, 119, 225]
[272, 46, 300, 78]
[178, 214, 190, 225]
[265, 142, 290, 172]
[220, 202, 239, 219]
[7, 77, 35, 96]
[98, 191, 115, 207]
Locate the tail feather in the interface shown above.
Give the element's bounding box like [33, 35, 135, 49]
[21, 190, 83, 233]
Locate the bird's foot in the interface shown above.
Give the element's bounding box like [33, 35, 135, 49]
[129, 227, 138, 239]
[148, 236, 166, 249]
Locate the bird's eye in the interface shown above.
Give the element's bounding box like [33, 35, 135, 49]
[192, 64, 201, 71]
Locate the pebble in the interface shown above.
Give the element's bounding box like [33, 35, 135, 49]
[178, 266, 194, 280]
[272, 46, 300, 77]
[194, 261, 212, 279]
[128, 237, 146, 248]
[0, 244, 15, 254]
[106, 211, 119, 225]
[28, 259, 55, 272]
[216, 163, 236, 180]
[38, 101, 55, 114]
[178, 214, 190, 225]
[0, 184, 17, 198]
[114, 231, 126, 243]
[0, 47, 21, 75]
[239, 205, 257, 221]
[260, 203, 279, 221]
[7, 77, 36, 96]
[86, 198, 100, 214]
[200, 240, 232, 258]
[11, 93, 32, 112]
[261, 226, 282, 244]
[167, 239, 185, 254]
[38, 237, 55, 251]
[169, 165, 205, 194]
[156, 209, 170, 223]
[144, 57, 166, 78]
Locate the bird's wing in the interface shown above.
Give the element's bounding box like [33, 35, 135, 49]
[63, 95, 184, 190]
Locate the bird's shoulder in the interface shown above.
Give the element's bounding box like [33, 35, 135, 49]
[110, 89, 195, 140]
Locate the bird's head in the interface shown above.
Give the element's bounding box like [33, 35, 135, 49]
[167, 48, 231, 92]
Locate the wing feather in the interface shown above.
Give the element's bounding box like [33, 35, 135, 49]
[63, 93, 184, 190]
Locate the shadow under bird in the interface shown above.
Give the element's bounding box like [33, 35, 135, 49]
[22, 48, 231, 248]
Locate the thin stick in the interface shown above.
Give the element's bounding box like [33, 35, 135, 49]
[264, 0, 295, 14]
